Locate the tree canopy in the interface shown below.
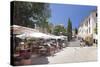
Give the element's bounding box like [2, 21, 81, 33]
[53, 25, 67, 36]
[12, 1, 51, 28]
[74, 27, 78, 35]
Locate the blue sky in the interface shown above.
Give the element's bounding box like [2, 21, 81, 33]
[49, 3, 97, 29]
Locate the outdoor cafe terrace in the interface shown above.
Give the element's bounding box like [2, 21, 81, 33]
[11, 25, 68, 65]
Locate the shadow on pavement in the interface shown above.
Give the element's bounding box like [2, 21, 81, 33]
[31, 56, 49, 65]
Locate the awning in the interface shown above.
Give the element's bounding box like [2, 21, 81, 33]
[16, 32, 53, 39]
[11, 25, 39, 35]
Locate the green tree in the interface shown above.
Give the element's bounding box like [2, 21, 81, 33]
[53, 25, 67, 36]
[74, 27, 78, 35]
[40, 19, 51, 33]
[12, 1, 51, 28]
[47, 23, 53, 33]
[67, 18, 72, 41]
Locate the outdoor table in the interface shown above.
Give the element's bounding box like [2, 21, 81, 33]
[13, 53, 20, 61]
[38, 48, 47, 55]
[13, 53, 22, 65]
[20, 48, 31, 59]
[14, 54, 20, 57]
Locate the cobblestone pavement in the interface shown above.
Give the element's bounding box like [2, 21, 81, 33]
[31, 47, 97, 64]
[67, 38, 81, 47]
[47, 47, 97, 64]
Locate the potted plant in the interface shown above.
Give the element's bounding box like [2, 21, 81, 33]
[84, 35, 93, 46]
